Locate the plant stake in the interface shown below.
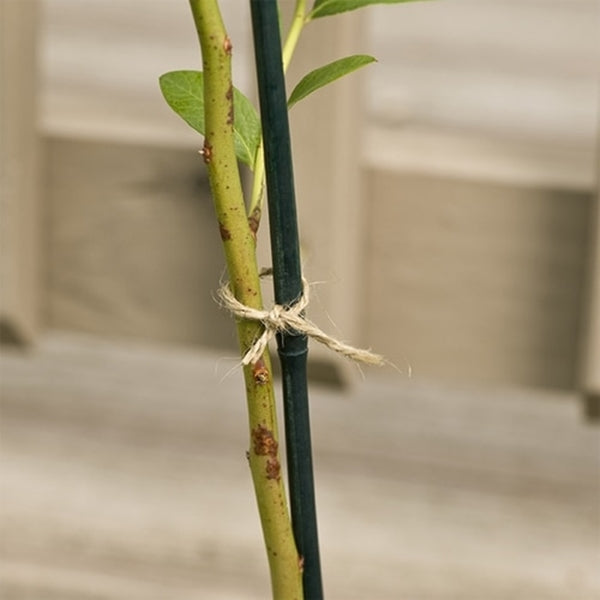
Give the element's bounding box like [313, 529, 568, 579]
[250, 1, 323, 598]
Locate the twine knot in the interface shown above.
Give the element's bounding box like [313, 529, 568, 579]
[218, 274, 385, 367]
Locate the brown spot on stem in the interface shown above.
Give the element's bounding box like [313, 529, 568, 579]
[201, 141, 212, 164]
[252, 358, 269, 385]
[226, 85, 234, 125]
[219, 222, 231, 241]
[223, 36, 233, 55]
[248, 206, 261, 239]
[265, 457, 281, 480]
[298, 556, 305, 572]
[252, 424, 278, 457]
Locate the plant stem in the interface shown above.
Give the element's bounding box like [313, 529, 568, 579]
[188, 1, 302, 597]
[282, 0, 306, 71]
[248, 138, 265, 230]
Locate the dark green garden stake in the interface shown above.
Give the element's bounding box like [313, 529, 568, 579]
[249, 1, 324, 598]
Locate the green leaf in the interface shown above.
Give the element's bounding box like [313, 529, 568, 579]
[159, 70, 261, 168]
[309, 0, 426, 19]
[288, 54, 376, 109]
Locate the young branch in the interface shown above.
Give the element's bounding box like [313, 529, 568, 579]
[282, 0, 307, 71]
[188, 1, 302, 597]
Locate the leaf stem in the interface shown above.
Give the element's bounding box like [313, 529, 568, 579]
[188, 1, 302, 597]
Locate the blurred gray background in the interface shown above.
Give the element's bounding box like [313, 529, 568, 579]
[1, 0, 599, 598]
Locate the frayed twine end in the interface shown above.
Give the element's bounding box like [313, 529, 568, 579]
[217, 275, 386, 368]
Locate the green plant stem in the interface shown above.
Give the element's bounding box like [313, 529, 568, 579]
[247, 0, 307, 225]
[188, 1, 302, 598]
[282, 0, 307, 71]
[248, 139, 265, 231]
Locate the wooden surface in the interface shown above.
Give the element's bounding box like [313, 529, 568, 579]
[365, 169, 591, 389]
[0, 0, 41, 343]
[367, 0, 598, 168]
[44, 138, 234, 352]
[1, 333, 599, 599]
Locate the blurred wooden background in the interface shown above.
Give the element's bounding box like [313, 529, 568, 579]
[2, 333, 599, 599]
[2, 0, 598, 389]
[1, 0, 600, 598]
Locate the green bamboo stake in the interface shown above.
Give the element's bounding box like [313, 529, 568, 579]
[250, 1, 324, 598]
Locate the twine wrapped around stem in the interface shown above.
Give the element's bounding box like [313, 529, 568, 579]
[218, 273, 385, 367]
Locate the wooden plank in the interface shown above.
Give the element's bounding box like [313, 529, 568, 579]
[368, 0, 598, 158]
[45, 138, 234, 351]
[0, 0, 41, 343]
[365, 125, 595, 192]
[39, 0, 253, 147]
[365, 168, 591, 389]
[1, 333, 598, 599]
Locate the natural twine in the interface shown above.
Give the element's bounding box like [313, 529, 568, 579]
[218, 273, 385, 367]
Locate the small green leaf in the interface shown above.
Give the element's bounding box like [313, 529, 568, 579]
[159, 70, 261, 168]
[309, 0, 426, 19]
[231, 84, 262, 169]
[288, 55, 376, 109]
